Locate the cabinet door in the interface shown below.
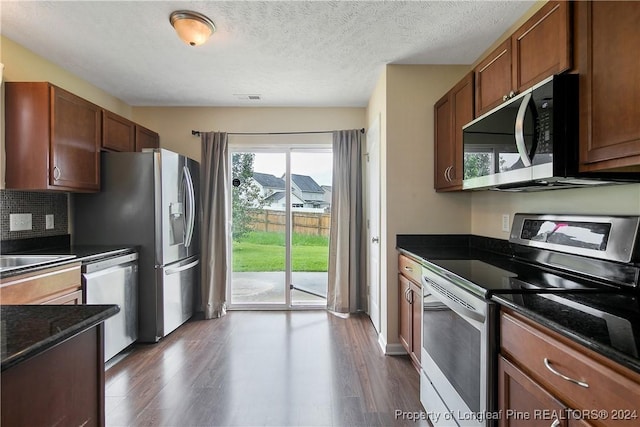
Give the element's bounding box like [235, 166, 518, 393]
[410, 282, 421, 366]
[474, 39, 513, 117]
[135, 125, 160, 152]
[576, 1, 640, 171]
[398, 274, 412, 354]
[434, 73, 474, 191]
[512, 1, 571, 94]
[102, 110, 135, 152]
[51, 86, 101, 191]
[499, 356, 567, 427]
[434, 92, 453, 190]
[450, 73, 474, 186]
[43, 290, 84, 305]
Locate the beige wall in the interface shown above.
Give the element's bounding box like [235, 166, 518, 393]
[1, 36, 131, 115]
[132, 107, 365, 162]
[371, 64, 472, 350]
[471, 185, 640, 238]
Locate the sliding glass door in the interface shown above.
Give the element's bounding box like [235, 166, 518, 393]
[229, 147, 332, 309]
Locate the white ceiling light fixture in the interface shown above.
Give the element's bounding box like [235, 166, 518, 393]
[169, 10, 216, 47]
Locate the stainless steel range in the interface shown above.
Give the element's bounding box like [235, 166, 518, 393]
[417, 214, 640, 427]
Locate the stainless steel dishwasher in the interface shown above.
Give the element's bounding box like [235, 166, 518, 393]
[82, 252, 138, 361]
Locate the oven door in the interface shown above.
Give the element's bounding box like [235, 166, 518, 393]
[420, 270, 497, 427]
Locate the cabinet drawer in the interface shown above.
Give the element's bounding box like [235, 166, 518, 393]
[0, 263, 82, 304]
[501, 311, 640, 426]
[398, 254, 422, 285]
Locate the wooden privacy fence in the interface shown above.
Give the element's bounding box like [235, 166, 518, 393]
[249, 209, 331, 237]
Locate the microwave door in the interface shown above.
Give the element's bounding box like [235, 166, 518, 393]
[462, 93, 536, 189]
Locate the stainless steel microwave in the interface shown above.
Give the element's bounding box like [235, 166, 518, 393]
[461, 74, 629, 191]
[463, 74, 582, 190]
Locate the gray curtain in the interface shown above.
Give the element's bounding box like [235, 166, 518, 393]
[327, 129, 367, 313]
[200, 131, 229, 319]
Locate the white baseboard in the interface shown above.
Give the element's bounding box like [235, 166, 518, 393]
[378, 333, 408, 355]
[377, 333, 387, 353]
[385, 342, 408, 355]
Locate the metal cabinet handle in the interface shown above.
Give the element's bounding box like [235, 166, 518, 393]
[53, 166, 61, 180]
[444, 166, 453, 182]
[543, 358, 589, 388]
[550, 419, 560, 427]
[503, 91, 517, 101]
[404, 266, 413, 272]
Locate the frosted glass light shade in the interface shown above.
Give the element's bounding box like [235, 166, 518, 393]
[170, 11, 215, 47]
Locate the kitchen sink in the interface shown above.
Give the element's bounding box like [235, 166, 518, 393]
[0, 254, 77, 273]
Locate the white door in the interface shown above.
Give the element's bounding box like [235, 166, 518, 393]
[366, 116, 381, 333]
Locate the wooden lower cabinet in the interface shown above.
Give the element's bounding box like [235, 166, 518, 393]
[1, 323, 105, 427]
[500, 310, 640, 427]
[398, 254, 421, 369]
[499, 356, 569, 427]
[0, 262, 83, 305]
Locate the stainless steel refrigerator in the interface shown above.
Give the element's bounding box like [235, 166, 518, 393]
[74, 149, 200, 342]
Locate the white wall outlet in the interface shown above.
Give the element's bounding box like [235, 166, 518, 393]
[9, 213, 33, 231]
[46, 214, 55, 230]
[501, 214, 510, 232]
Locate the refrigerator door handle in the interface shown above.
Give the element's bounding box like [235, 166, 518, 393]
[183, 166, 196, 249]
[165, 259, 200, 275]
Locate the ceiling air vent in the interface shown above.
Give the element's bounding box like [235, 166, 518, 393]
[234, 94, 262, 101]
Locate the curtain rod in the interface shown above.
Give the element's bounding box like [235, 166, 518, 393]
[191, 128, 365, 137]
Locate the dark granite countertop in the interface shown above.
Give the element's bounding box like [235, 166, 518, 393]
[1, 235, 137, 279]
[1, 304, 119, 371]
[397, 234, 640, 375]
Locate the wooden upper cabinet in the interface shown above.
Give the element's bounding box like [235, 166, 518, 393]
[474, 1, 571, 117]
[135, 125, 160, 152]
[576, 1, 640, 172]
[474, 39, 513, 117]
[434, 93, 453, 190]
[512, 1, 571, 94]
[102, 110, 135, 152]
[5, 82, 101, 192]
[103, 111, 160, 153]
[435, 72, 474, 191]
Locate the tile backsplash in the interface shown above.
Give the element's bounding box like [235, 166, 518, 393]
[0, 190, 68, 241]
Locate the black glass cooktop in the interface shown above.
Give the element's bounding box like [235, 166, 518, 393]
[423, 255, 626, 299]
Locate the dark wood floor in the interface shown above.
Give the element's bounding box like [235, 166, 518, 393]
[105, 311, 431, 426]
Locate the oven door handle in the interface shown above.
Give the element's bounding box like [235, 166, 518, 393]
[422, 277, 485, 324]
[423, 292, 449, 311]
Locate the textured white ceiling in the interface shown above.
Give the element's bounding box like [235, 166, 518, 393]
[0, 1, 535, 107]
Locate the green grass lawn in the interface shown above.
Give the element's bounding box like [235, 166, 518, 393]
[233, 231, 329, 272]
